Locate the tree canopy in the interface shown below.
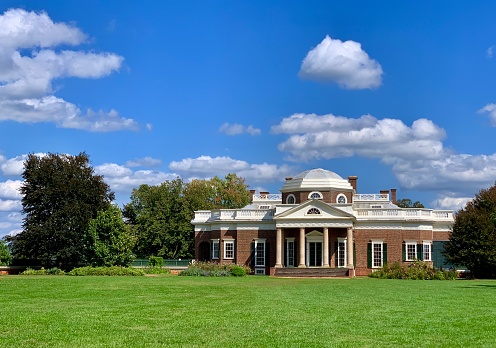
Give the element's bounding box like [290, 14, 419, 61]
[0, 239, 12, 266]
[8, 152, 114, 269]
[444, 184, 496, 278]
[396, 198, 425, 208]
[124, 174, 250, 259]
[86, 205, 136, 267]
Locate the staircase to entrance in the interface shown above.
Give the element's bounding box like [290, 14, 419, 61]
[273, 267, 349, 277]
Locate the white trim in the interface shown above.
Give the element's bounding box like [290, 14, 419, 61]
[223, 240, 234, 259]
[211, 239, 220, 259]
[372, 241, 383, 268]
[337, 237, 347, 268]
[254, 239, 266, 267]
[405, 241, 417, 261]
[422, 241, 432, 261]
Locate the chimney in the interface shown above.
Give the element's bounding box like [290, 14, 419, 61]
[249, 189, 255, 203]
[285, 177, 293, 181]
[348, 176, 358, 192]
[390, 188, 397, 204]
[260, 191, 269, 199]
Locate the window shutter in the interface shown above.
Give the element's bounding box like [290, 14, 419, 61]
[367, 242, 372, 268]
[383, 243, 388, 265]
[402, 242, 406, 261]
[353, 242, 356, 267]
[293, 241, 297, 267]
[265, 243, 270, 267]
[250, 242, 255, 268]
[335, 241, 338, 267]
[417, 244, 423, 260]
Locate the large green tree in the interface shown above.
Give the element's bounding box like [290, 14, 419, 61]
[0, 239, 12, 266]
[444, 184, 496, 278]
[8, 153, 114, 269]
[124, 174, 250, 259]
[86, 205, 136, 267]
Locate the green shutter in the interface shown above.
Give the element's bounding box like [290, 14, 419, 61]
[417, 244, 423, 260]
[402, 242, 406, 261]
[367, 242, 372, 268]
[250, 242, 255, 269]
[353, 242, 356, 267]
[335, 241, 338, 267]
[265, 243, 270, 267]
[383, 243, 388, 265]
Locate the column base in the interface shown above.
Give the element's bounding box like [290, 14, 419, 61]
[275, 264, 283, 268]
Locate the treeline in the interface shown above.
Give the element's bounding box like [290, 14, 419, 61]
[6, 153, 249, 270]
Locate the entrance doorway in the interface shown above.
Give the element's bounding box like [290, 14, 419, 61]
[198, 241, 210, 261]
[308, 242, 322, 267]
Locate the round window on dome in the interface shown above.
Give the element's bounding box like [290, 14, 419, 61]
[286, 194, 296, 204]
[337, 194, 347, 204]
[308, 191, 323, 200]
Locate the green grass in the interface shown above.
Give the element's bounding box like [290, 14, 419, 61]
[1, 276, 496, 347]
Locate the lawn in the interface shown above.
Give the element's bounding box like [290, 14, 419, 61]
[0, 276, 495, 347]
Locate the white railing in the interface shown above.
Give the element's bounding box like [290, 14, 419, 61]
[252, 194, 282, 201]
[353, 194, 389, 201]
[194, 209, 275, 221]
[356, 209, 453, 220]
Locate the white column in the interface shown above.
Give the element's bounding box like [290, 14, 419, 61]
[347, 227, 354, 269]
[275, 228, 282, 268]
[323, 227, 329, 267]
[298, 227, 306, 267]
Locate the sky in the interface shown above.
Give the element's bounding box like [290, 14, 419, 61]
[1, 1, 496, 237]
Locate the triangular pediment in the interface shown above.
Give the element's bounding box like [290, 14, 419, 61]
[274, 199, 355, 220]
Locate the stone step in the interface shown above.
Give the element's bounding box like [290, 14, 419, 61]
[274, 267, 349, 277]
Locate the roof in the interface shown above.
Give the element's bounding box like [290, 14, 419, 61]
[281, 168, 354, 192]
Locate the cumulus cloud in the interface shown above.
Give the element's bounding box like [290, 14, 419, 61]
[169, 156, 294, 183]
[0, 153, 46, 176]
[125, 157, 162, 167]
[219, 123, 261, 136]
[95, 163, 177, 193]
[0, 180, 22, 199]
[477, 103, 496, 126]
[0, 199, 22, 212]
[0, 8, 138, 132]
[298, 35, 383, 89]
[272, 112, 496, 199]
[430, 195, 471, 211]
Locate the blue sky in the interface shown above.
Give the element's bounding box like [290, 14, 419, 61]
[1, 1, 496, 237]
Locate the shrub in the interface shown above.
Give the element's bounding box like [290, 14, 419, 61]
[144, 267, 170, 275]
[20, 267, 46, 275]
[68, 266, 144, 276]
[148, 256, 164, 268]
[179, 261, 248, 277]
[369, 261, 457, 280]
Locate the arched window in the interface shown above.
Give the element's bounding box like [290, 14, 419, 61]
[337, 194, 347, 204]
[286, 194, 296, 204]
[308, 191, 323, 200]
[307, 208, 321, 215]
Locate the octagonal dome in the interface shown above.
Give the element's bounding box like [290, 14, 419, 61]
[281, 168, 353, 192]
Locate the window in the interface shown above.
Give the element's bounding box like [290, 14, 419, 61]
[286, 194, 296, 204]
[259, 205, 270, 210]
[337, 194, 347, 204]
[405, 242, 417, 261]
[423, 242, 431, 261]
[211, 239, 219, 259]
[337, 238, 347, 267]
[373, 242, 383, 268]
[307, 208, 321, 215]
[308, 191, 323, 200]
[255, 239, 265, 267]
[224, 240, 234, 259]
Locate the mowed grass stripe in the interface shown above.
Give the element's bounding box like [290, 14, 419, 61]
[0, 276, 495, 347]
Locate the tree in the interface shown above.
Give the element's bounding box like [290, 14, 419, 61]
[0, 239, 12, 266]
[396, 198, 425, 208]
[123, 173, 250, 259]
[8, 153, 114, 269]
[444, 184, 496, 278]
[86, 205, 136, 267]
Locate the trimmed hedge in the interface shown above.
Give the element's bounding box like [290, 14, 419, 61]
[179, 262, 249, 277]
[369, 261, 458, 280]
[68, 266, 145, 276]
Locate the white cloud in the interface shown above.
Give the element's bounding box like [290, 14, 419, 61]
[95, 163, 177, 193]
[0, 153, 46, 176]
[298, 35, 383, 89]
[125, 157, 162, 167]
[169, 156, 294, 183]
[219, 123, 261, 136]
[477, 103, 496, 126]
[0, 8, 138, 132]
[0, 180, 22, 199]
[0, 199, 22, 212]
[487, 46, 494, 58]
[273, 113, 445, 162]
[431, 195, 471, 211]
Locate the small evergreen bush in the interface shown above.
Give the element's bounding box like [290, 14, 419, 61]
[369, 261, 458, 280]
[179, 261, 248, 277]
[68, 266, 144, 276]
[144, 267, 171, 275]
[148, 256, 164, 268]
[229, 265, 246, 277]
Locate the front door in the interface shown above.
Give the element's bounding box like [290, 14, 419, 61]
[286, 240, 295, 267]
[308, 242, 322, 267]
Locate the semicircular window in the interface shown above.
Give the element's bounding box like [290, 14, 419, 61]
[307, 208, 321, 215]
[309, 191, 323, 200]
[286, 194, 296, 204]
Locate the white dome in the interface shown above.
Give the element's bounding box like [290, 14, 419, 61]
[281, 168, 353, 192]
